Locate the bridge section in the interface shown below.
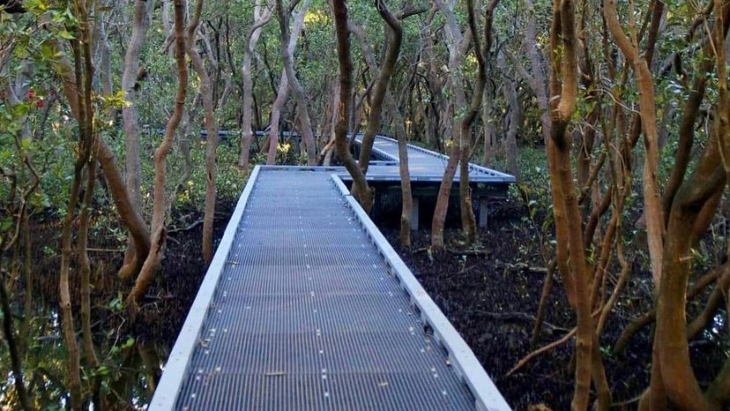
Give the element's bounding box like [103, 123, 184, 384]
[354, 135, 515, 184]
[351, 135, 515, 229]
[150, 167, 511, 410]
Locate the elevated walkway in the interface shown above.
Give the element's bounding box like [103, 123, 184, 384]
[150, 139, 513, 410]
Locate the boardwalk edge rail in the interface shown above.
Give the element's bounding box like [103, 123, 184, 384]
[330, 175, 512, 411]
[361, 134, 517, 183]
[149, 165, 262, 411]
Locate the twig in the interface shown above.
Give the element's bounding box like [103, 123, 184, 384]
[475, 310, 569, 334]
[507, 327, 577, 376]
[167, 219, 203, 234]
[495, 261, 549, 274]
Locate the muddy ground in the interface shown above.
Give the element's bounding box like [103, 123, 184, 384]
[382, 200, 727, 410]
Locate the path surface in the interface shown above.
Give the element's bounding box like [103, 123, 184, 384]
[354, 135, 515, 183]
[150, 140, 513, 411]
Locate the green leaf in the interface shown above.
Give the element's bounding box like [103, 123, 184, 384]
[57, 29, 75, 40]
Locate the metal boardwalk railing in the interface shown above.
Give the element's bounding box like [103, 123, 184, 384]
[151, 141, 513, 410]
[354, 135, 516, 183]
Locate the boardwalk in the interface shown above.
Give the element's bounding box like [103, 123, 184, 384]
[150, 138, 513, 411]
[353, 135, 515, 183]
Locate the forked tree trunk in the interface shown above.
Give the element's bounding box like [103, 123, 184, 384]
[349, 0, 420, 215]
[547, 2, 595, 409]
[240, 0, 273, 168]
[430, 0, 468, 249]
[332, 0, 372, 212]
[639, 2, 730, 409]
[374, 0, 412, 246]
[265, 0, 307, 165]
[49, 0, 150, 285]
[275, 0, 316, 165]
[126, 0, 188, 307]
[120, 0, 154, 278]
[458, 0, 500, 244]
[356, 0, 405, 174]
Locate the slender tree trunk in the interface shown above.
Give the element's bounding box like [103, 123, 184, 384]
[547, 2, 595, 409]
[497, 50, 521, 179]
[321, 80, 340, 165]
[98, 11, 113, 109]
[392, 93, 412, 247]
[60, 14, 95, 407]
[120, 0, 154, 278]
[79, 159, 97, 364]
[265, 0, 307, 165]
[374, 0, 412, 245]
[78, 158, 101, 405]
[266, 72, 289, 165]
[458, 0, 500, 244]
[604, 0, 664, 288]
[275, 0, 316, 165]
[174, 97, 197, 199]
[0, 257, 33, 411]
[524, 0, 551, 144]
[430, 0, 468, 249]
[357, 0, 404, 174]
[420, 6, 443, 151]
[332, 0, 372, 212]
[240, 0, 273, 168]
[127, 0, 188, 307]
[482, 88, 495, 166]
[186, 0, 219, 265]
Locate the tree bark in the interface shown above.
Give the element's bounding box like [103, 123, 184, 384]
[275, 0, 316, 165]
[265, 0, 307, 165]
[240, 0, 273, 168]
[430, 0, 468, 249]
[186, 0, 220, 265]
[604, 0, 664, 289]
[547, 2, 595, 409]
[332, 0, 372, 213]
[372, 0, 412, 246]
[51, 17, 151, 281]
[127, 0, 188, 307]
[496, 49, 520, 179]
[59, 10, 96, 405]
[266, 72, 290, 165]
[120, 0, 154, 278]
[458, 0, 500, 243]
[357, 0, 404, 174]
[524, 0, 551, 144]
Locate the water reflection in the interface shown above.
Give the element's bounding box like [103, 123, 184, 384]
[1, 308, 165, 411]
